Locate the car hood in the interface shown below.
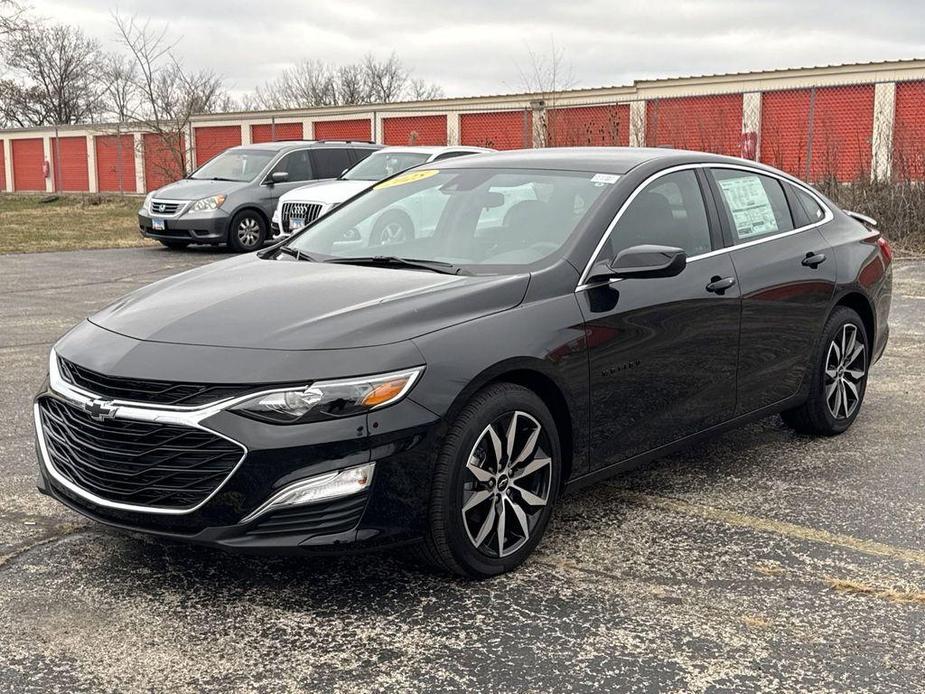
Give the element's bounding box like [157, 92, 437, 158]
[280, 179, 371, 206]
[152, 178, 248, 201]
[89, 254, 530, 350]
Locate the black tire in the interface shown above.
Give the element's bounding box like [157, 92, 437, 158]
[228, 210, 267, 253]
[781, 306, 869, 436]
[418, 383, 561, 578]
[370, 210, 414, 246]
[158, 240, 190, 250]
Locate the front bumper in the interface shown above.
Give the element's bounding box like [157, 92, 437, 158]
[138, 210, 231, 245]
[35, 349, 443, 554]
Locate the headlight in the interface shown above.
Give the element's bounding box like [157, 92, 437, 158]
[231, 368, 424, 424]
[189, 195, 226, 213]
[141, 192, 155, 214]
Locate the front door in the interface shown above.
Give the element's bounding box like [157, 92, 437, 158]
[577, 168, 741, 468]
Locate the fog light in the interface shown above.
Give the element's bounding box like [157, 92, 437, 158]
[240, 463, 374, 524]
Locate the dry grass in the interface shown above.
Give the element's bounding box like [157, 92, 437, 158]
[0, 193, 156, 254]
[825, 577, 925, 605]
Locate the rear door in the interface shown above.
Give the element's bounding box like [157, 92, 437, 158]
[577, 168, 741, 468]
[707, 167, 836, 414]
[310, 147, 353, 181]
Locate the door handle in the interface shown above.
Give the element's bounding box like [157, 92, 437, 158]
[802, 252, 827, 268]
[706, 276, 736, 294]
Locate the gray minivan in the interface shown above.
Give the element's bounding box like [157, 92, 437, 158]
[138, 140, 382, 252]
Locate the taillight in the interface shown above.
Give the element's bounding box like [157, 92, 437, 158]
[877, 236, 893, 264]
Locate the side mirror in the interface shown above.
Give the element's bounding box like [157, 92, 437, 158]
[588, 244, 687, 282]
[268, 171, 289, 185]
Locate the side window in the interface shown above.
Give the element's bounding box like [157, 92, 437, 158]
[273, 150, 313, 182]
[311, 148, 353, 179]
[712, 169, 794, 242]
[605, 170, 712, 259]
[794, 186, 826, 224]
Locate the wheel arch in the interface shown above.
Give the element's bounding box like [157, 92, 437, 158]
[229, 205, 271, 230]
[832, 290, 876, 346]
[443, 358, 578, 491]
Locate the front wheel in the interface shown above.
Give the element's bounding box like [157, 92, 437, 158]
[228, 211, 266, 253]
[781, 306, 869, 436]
[419, 383, 561, 578]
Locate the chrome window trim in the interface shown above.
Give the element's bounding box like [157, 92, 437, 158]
[575, 162, 834, 293]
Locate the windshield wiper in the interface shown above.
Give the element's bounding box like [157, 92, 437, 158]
[278, 246, 317, 262]
[195, 176, 239, 182]
[324, 255, 466, 275]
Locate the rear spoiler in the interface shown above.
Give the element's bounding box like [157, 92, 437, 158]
[846, 210, 877, 227]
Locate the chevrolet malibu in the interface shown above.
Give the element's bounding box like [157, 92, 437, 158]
[35, 148, 892, 577]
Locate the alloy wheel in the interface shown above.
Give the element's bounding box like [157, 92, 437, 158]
[824, 323, 866, 419]
[237, 217, 261, 248]
[461, 411, 552, 558]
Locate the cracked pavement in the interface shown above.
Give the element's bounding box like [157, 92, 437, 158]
[1, 247, 923, 693]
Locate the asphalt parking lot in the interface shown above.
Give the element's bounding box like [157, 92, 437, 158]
[1, 246, 923, 693]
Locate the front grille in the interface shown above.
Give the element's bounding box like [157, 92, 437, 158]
[58, 357, 247, 407]
[280, 202, 323, 230]
[38, 397, 244, 510]
[149, 200, 182, 216]
[247, 493, 368, 537]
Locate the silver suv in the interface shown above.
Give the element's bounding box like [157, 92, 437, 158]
[138, 140, 382, 252]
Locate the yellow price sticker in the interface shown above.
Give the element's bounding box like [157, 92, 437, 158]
[374, 169, 439, 189]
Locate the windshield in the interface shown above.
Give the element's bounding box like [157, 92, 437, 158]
[190, 149, 277, 182]
[288, 168, 613, 270]
[342, 151, 432, 182]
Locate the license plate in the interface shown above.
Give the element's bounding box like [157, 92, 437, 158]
[289, 218, 304, 231]
[152, 218, 166, 231]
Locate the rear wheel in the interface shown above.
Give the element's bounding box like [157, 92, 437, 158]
[158, 240, 189, 250]
[418, 383, 561, 578]
[781, 306, 868, 436]
[228, 210, 266, 253]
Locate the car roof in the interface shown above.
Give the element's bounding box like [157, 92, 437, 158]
[370, 145, 493, 155]
[233, 140, 380, 152]
[430, 147, 775, 175]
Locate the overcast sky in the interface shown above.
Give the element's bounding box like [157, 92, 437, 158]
[26, 0, 925, 98]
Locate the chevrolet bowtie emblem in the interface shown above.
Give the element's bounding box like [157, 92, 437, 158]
[83, 398, 117, 422]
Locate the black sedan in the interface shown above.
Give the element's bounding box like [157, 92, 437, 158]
[34, 148, 892, 577]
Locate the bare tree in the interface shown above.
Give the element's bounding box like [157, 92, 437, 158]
[113, 12, 229, 179]
[517, 39, 575, 147]
[0, 0, 25, 37]
[250, 52, 443, 108]
[100, 52, 139, 122]
[1, 19, 105, 126]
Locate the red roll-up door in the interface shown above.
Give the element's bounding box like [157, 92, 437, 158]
[143, 133, 186, 192]
[251, 122, 303, 143]
[95, 134, 137, 193]
[460, 111, 533, 150]
[645, 94, 743, 156]
[194, 125, 241, 165]
[383, 115, 447, 146]
[892, 81, 925, 180]
[546, 105, 630, 147]
[314, 119, 372, 141]
[51, 136, 89, 192]
[12, 138, 45, 191]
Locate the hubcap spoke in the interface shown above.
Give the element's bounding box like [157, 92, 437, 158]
[507, 497, 531, 541]
[511, 482, 547, 507]
[496, 499, 507, 556]
[466, 457, 493, 483]
[473, 503, 496, 546]
[462, 489, 492, 512]
[505, 412, 519, 462]
[486, 425, 503, 467]
[511, 456, 551, 481]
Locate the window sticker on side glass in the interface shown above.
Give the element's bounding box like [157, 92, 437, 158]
[717, 176, 779, 237]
